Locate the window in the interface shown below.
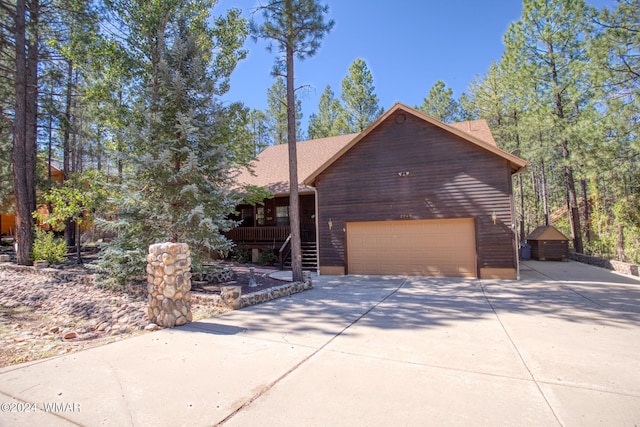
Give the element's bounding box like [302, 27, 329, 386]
[241, 208, 253, 226]
[276, 206, 289, 226]
[256, 207, 265, 226]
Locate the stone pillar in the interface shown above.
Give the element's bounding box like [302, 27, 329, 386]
[147, 242, 192, 327]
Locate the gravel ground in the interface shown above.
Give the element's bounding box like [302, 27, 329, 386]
[0, 260, 289, 368]
[0, 268, 279, 368]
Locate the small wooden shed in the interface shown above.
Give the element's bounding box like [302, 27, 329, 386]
[526, 225, 570, 261]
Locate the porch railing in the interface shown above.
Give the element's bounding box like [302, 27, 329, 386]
[224, 226, 291, 243]
[278, 234, 292, 270]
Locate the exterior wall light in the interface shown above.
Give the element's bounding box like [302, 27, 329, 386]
[328, 218, 333, 230]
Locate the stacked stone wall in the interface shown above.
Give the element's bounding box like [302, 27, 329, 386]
[570, 253, 640, 277]
[146, 242, 192, 327]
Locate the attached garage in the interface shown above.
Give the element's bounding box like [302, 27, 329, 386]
[346, 218, 477, 277]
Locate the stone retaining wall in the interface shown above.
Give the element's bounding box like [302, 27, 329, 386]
[191, 268, 235, 285]
[0, 261, 314, 312]
[0, 262, 95, 286]
[190, 279, 313, 310]
[570, 253, 640, 277]
[238, 280, 312, 308]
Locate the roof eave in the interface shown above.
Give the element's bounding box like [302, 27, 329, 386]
[304, 102, 528, 185]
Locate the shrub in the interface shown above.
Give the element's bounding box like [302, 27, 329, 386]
[230, 247, 251, 264]
[32, 228, 67, 264]
[95, 237, 147, 291]
[257, 248, 277, 266]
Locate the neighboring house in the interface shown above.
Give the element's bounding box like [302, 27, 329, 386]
[230, 103, 527, 279]
[0, 164, 64, 236]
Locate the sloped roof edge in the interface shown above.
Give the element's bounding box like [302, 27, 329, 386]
[526, 225, 570, 241]
[304, 103, 527, 186]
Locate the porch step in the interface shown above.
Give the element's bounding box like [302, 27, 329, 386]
[283, 242, 317, 271]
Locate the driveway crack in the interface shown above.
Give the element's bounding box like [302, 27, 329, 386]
[479, 281, 564, 427]
[214, 279, 408, 426]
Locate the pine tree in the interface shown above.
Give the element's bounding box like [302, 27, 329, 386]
[417, 80, 461, 122]
[266, 77, 302, 144]
[252, 0, 334, 282]
[340, 58, 383, 132]
[97, 3, 249, 287]
[246, 109, 270, 154]
[502, 0, 597, 254]
[5, 0, 39, 265]
[0, 2, 12, 214]
[308, 85, 348, 138]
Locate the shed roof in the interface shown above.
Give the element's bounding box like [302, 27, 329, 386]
[526, 225, 570, 241]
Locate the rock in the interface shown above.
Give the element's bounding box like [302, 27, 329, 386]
[163, 313, 176, 328]
[145, 323, 160, 331]
[63, 331, 77, 340]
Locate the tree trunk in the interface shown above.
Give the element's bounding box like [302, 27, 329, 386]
[286, 37, 302, 283]
[617, 224, 626, 262]
[580, 178, 591, 246]
[12, 0, 37, 266]
[562, 142, 583, 254]
[541, 160, 550, 226]
[63, 59, 72, 180]
[63, 60, 75, 246]
[548, 41, 583, 254]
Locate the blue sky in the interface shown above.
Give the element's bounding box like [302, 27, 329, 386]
[217, 0, 616, 133]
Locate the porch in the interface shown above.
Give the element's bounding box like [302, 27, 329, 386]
[224, 226, 291, 247]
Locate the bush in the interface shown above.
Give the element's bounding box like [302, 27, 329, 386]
[95, 238, 147, 290]
[257, 248, 277, 266]
[230, 247, 251, 264]
[32, 228, 67, 264]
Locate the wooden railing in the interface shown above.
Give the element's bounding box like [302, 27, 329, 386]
[224, 226, 291, 243]
[279, 234, 292, 270]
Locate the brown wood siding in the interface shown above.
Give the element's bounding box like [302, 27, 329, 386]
[530, 240, 569, 261]
[315, 111, 516, 272]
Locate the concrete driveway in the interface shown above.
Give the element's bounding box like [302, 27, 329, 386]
[1, 260, 639, 426]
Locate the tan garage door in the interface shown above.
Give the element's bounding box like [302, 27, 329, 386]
[346, 218, 477, 277]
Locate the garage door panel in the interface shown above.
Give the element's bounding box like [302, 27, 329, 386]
[347, 219, 476, 277]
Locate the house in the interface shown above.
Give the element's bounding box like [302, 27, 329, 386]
[229, 103, 527, 279]
[1, 164, 64, 236]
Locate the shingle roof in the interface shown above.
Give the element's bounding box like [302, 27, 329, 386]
[233, 133, 357, 195]
[526, 225, 570, 241]
[449, 119, 497, 146]
[233, 104, 524, 195]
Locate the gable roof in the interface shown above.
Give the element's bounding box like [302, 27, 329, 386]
[233, 103, 527, 196]
[304, 103, 527, 186]
[526, 225, 570, 241]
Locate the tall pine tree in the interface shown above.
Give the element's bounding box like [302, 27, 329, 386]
[97, 2, 249, 287]
[251, 0, 334, 282]
[503, 0, 597, 254]
[266, 77, 302, 144]
[340, 58, 383, 132]
[417, 80, 461, 122]
[308, 85, 349, 138]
